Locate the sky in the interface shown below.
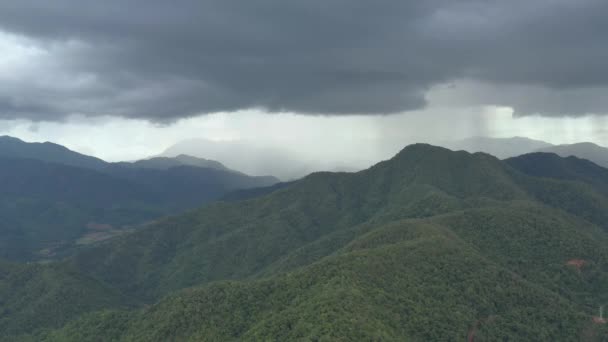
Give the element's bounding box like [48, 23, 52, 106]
[1, 0, 607, 169]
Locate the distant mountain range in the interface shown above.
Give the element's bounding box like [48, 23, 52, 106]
[3, 144, 608, 340]
[117, 154, 234, 173]
[161, 138, 358, 180]
[443, 136, 554, 159]
[163, 136, 608, 180]
[445, 136, 608, 168]
[537, 142, 608, 169]
[0, 135, 108, 170]
[0, 136, 278, 261]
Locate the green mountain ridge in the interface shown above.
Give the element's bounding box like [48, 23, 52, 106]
[66, 145, 531, 299]
[3, 144, 608, 340]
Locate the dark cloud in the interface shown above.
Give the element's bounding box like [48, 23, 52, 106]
[0, 0, 607, 121]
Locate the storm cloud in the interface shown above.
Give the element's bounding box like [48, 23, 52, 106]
[0, 0, 607, 121]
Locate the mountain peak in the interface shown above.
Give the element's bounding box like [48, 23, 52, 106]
[358, 143, 527, 202]
[395, 143, 456, 157]
[0, 135, 24, 142]
[0, 135, 107, 170]
[394, 143, 498, 162]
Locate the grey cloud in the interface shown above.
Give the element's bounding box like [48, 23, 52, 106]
[430, 80, 608, 118]
[0, 0, 607, 121]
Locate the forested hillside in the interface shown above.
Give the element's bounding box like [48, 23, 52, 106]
[2, 145, 608, 341]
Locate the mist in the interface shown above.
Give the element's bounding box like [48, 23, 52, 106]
[3, 98, 608, 180]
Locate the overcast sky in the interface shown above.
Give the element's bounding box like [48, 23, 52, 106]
[1, 0, 607, 167]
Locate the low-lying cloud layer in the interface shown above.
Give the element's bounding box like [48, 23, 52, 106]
[0, 0, 607, 121]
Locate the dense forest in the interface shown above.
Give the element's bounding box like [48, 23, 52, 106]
[2, 144, 608, 340]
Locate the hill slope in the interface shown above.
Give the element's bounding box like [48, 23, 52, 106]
[43, 203, 608, 341]
[66, 145, 530, 299]
[3, 144, 608, 341]
[46, 219, 595, 341]
[0, 260, 131, 340]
